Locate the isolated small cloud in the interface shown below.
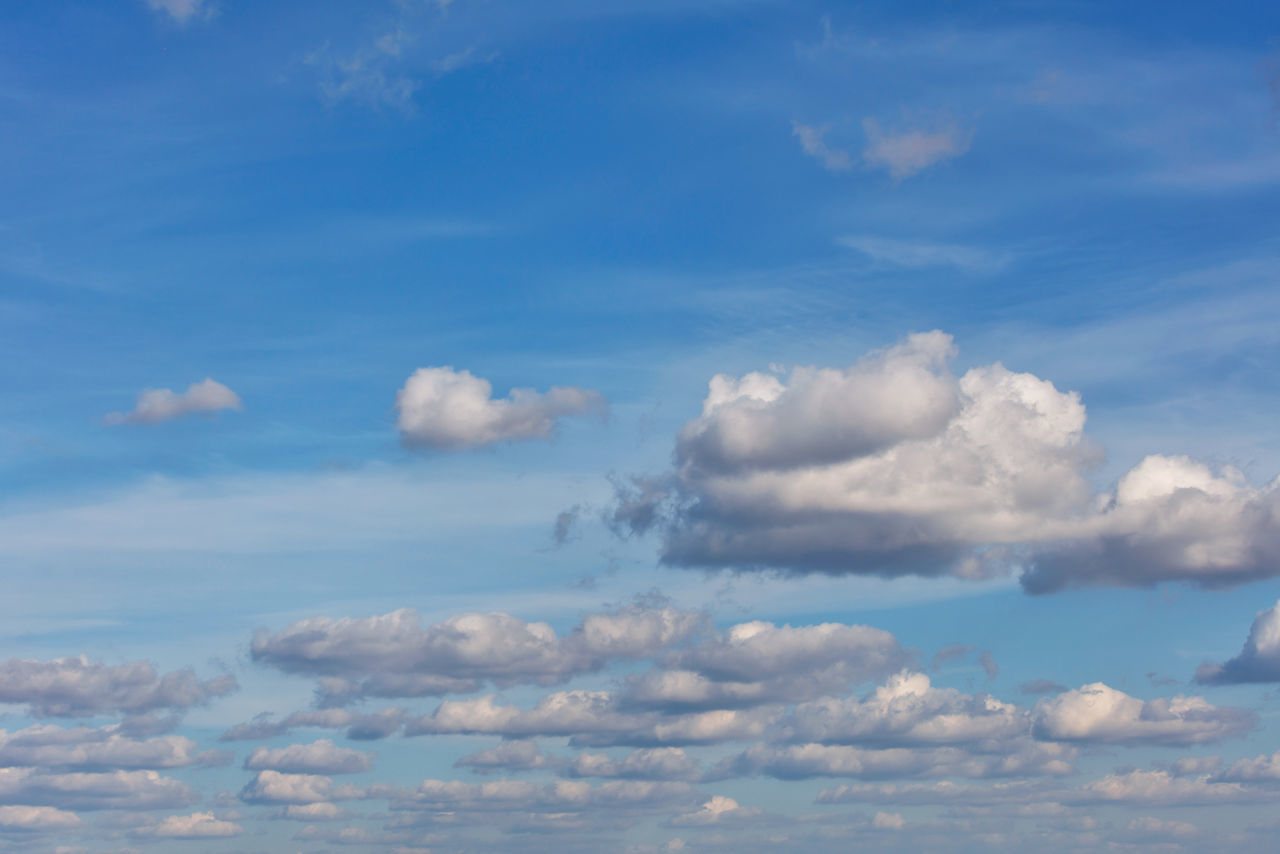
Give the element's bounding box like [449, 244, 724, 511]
[862, 118, 971, 179]
[144, 0, 212, 25]
[105, 378, 241, 425]
[395, 366, 605, 450]
[1196, 600, 1280, 684]
[1032, 683, 1254, 745]
[792, 122, 852, 171]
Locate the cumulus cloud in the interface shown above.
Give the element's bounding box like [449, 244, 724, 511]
[614, 332, 1280, 592]
[621, 620, 908, 711]
[239, 770, 365, 805]
[251, 605, 704, 705]
[567, 748, 703, 782]
[861, 118, 971, 179]
[1196, 600, 1280, 684]
[136, 811, 244, 839]
[0, 724, 224, 770]
[104, 378, 241, 425]
[455, 741, 560, 774]
[0, 656, 235, 718]
[792, 122, 852, 171]
[776, 671, 1027, 747]
[1031, 683, 1254, 745]
[1075, 769, 1272, 806]
[0, 768, 195, 810]
[668, 794, 761, 826]
[1212, 748, 1280, 783]
[375, 778, 699, 815]
[394, 366, 605, 450]
[244, 739, 374, 775]
[0, 804, 80, 830]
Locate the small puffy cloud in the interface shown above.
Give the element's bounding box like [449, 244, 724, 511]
[616, 332, 1280, 592]
[1196, 600, 1280, 684]
[1032, 683, 1254, 745]
[1213, 748, 1280, 783]
[239, 770, 364, 805]
[872, 811, 905, 830]
[0, 804, 80, 831]
[567, 748, 703, 782]
[792, 122, 852, 171]
[778, 671, 1027, 747]
[0, 656, 235, 718]
[137, 811, 244, 839]
[861, 118, 971, 179]
[104, 378, 241, 425]
[144, 0, 212, 25]
[244, 739, 374, 775]
[276, 801, 345, 821]
[669, 794, 760, 826]
[394, 366, 605, 450]
[455, 741, 559, 774]
[623, 620, 908, 711]
[1075, 769, 1270, 806]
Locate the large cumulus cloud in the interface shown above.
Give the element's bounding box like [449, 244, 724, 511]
[1195, 600, 1280, 684]
[614, 332, 1280, 592]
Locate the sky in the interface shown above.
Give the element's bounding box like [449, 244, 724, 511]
[2, 0, 1280, 851]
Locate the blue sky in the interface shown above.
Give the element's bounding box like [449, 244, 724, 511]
[2, 0, 1280, 851]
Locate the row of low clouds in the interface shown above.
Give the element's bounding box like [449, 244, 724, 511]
[98, 332, 1280, 596]
[0, 602, 1276, 848]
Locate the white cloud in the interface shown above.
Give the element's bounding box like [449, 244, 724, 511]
[778, 671, 1027, 747]
[136, 811, 244, 839]
[252, 605, 704, 703]
[617, 332, 1280, 592]
[1213, 748, 1280, 783]
[1031, 683, 1253, 745]
[792, 122, 852, 171]
[567, 748, 703, 782]
[0, 724, 222, 770]
[244, 739, 374, 775]
[623, 620, 908, 711]
[239, 770, 365, 805]
[861, 118, 971, 179]
[455, 740, 559, 774]
[144, 0, 211, 25]
[1075, 769, 1272, 806]
[0, 804, 80, 830]
[0, 656, 235, 718]
[1196, 600, 1280, 684]
[668, 794, 760, 826]
[395, 366, 605, 450]
[104, 378, 241, 425]
[0, 768, 195, 810]
[720, 741, 1072, 781]
[872, 811, 905, 830]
